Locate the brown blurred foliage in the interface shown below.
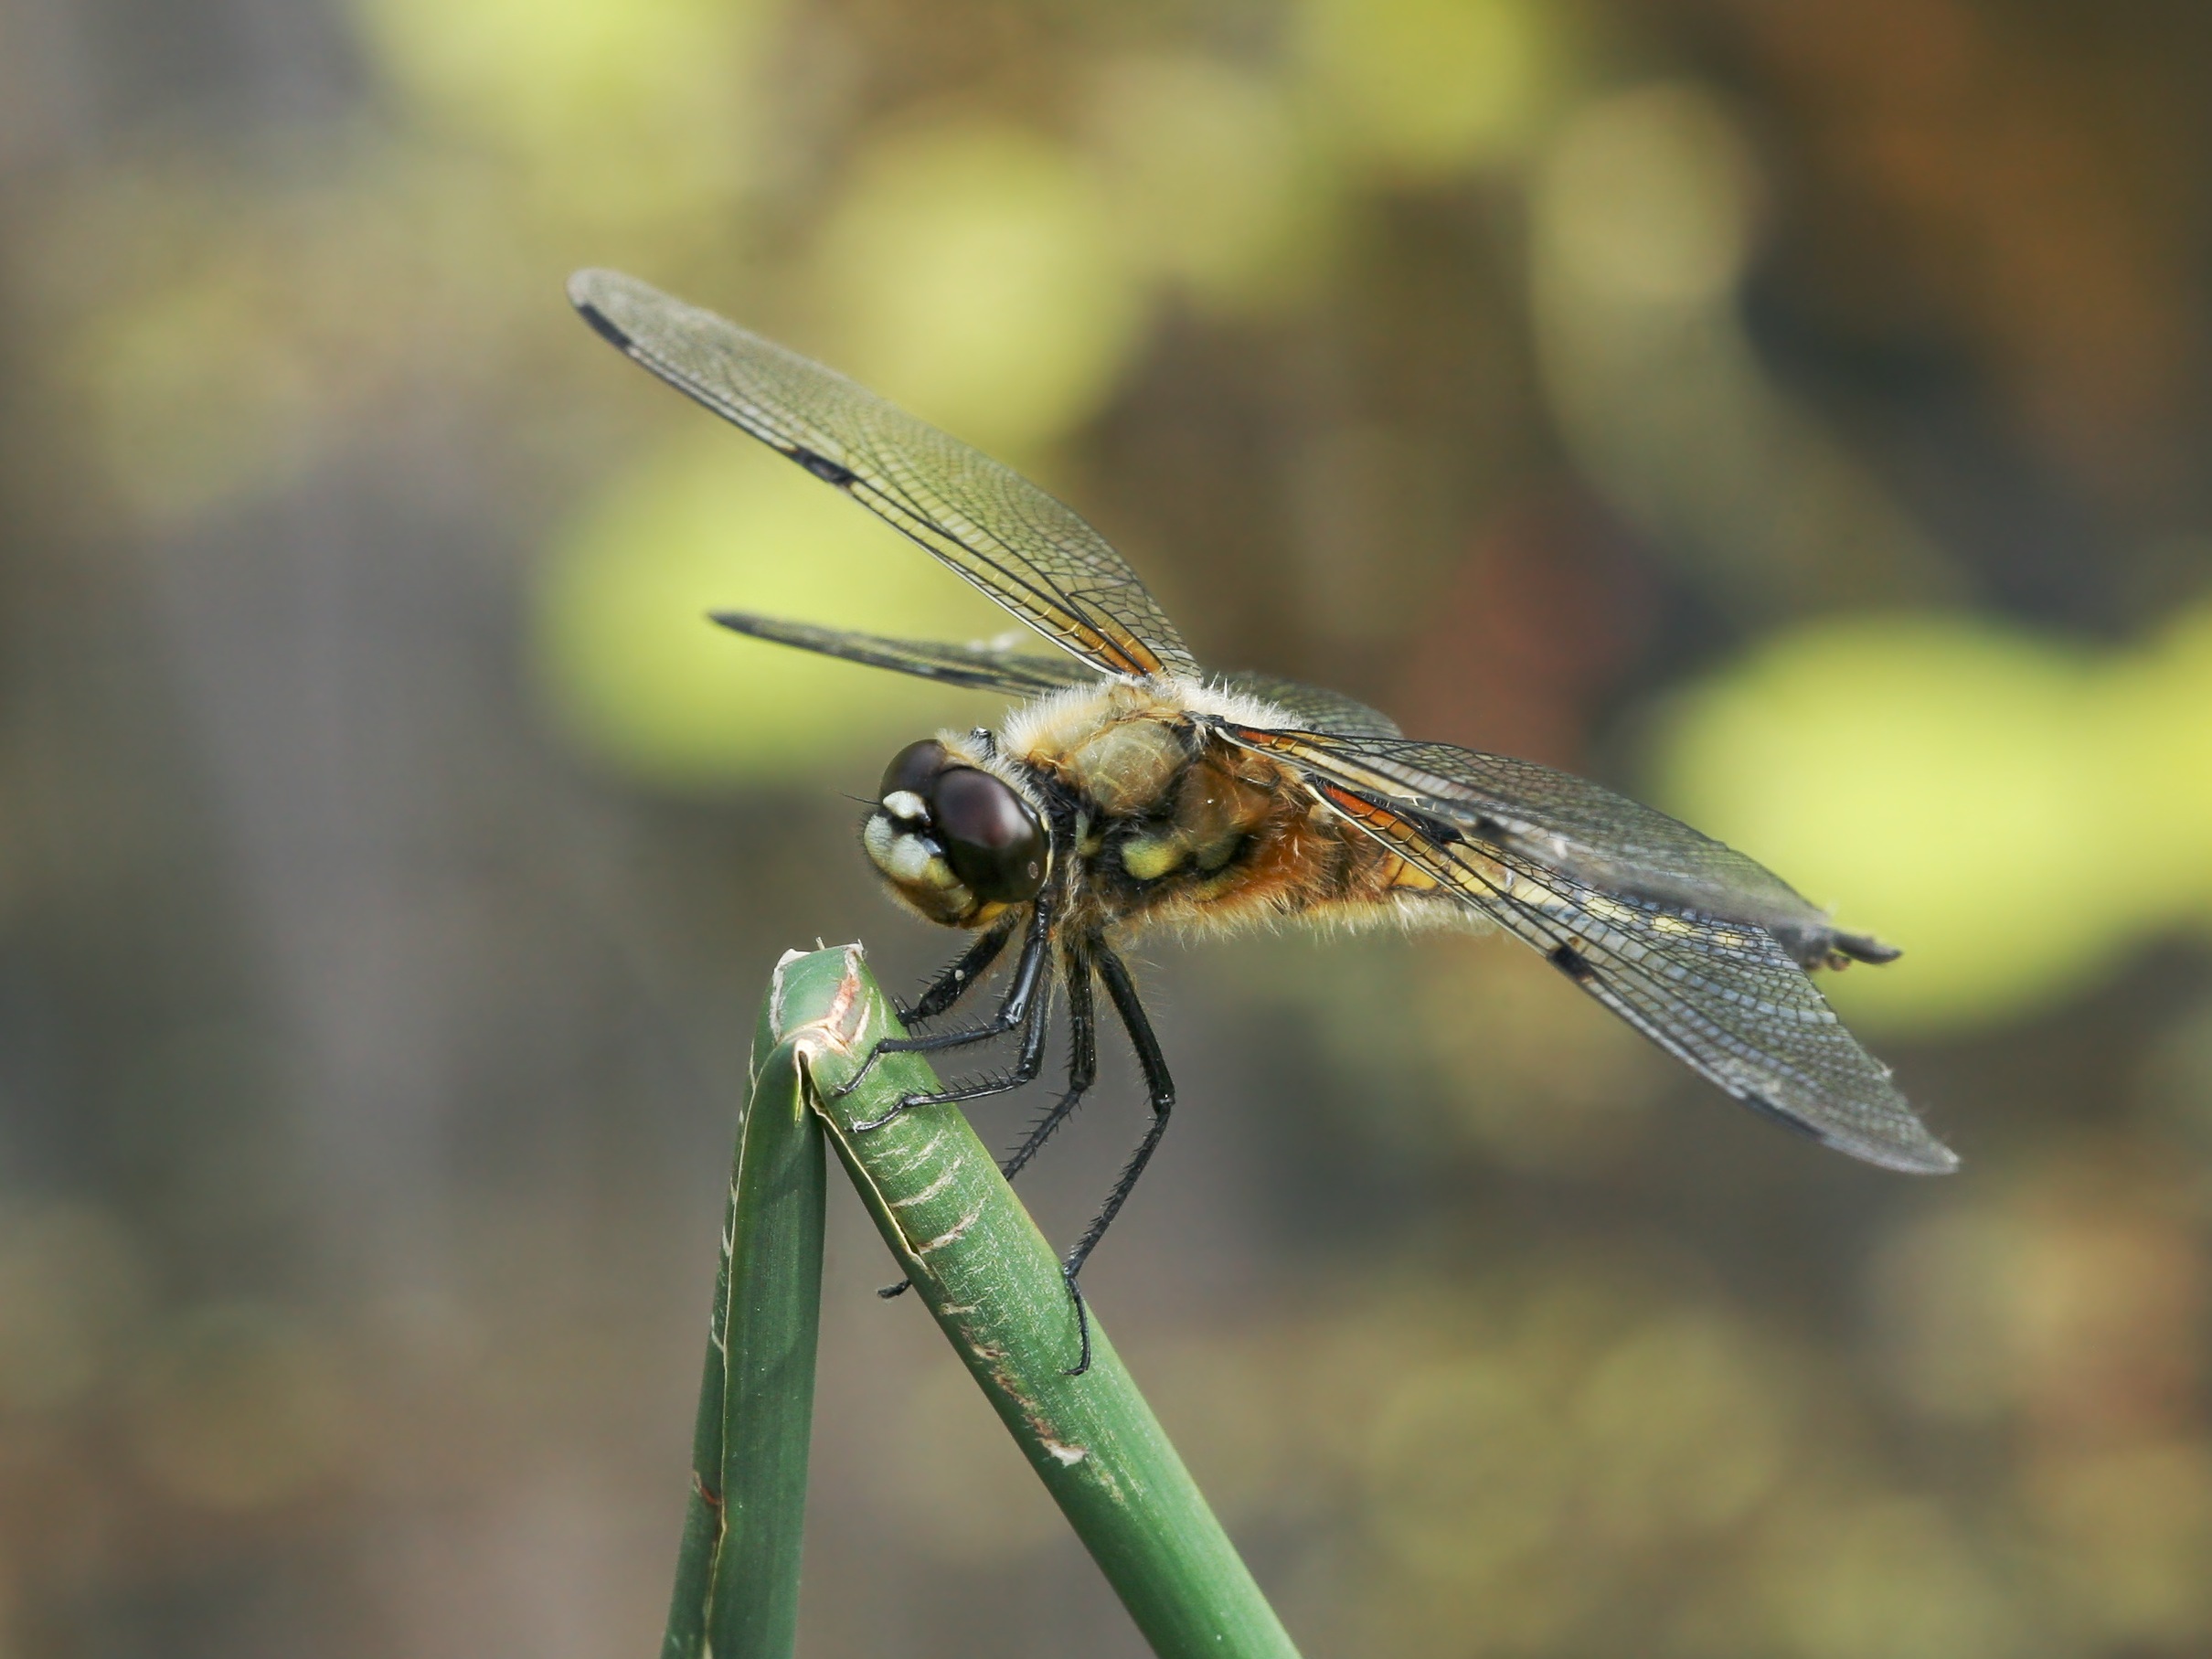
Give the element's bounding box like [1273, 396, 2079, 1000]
[1, 0, 2210, 1654]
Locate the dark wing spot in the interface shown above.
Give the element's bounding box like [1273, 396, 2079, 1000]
[1305, 772, 1465, 846]
[1738, 1091, 1826, 1143]
[792, 447, 859, 487]
[1406, 810, 1464, 846]
[573, 299, 633, 352]
[1548, 944, 1594, 983]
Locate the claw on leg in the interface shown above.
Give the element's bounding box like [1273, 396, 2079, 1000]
[1059, 1265, 1093, 1377]
[851, 1091, 920, 1133]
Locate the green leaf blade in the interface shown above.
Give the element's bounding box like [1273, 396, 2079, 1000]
[776, 942, 1302, 1659]
[662, 950, 831, 1659]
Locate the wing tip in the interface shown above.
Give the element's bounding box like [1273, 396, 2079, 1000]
[1740, 1090, 1961, 1176]
[1894, 1138, 1962, 1176]
[1834, 931, 1904, 965]
[567, 268, 637, 352]
[1839, 1131, 1960, 1175]
[708, 611, 780, 643]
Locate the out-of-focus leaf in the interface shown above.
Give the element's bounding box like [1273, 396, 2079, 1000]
[1654, 609, 2212, 1030]
[1295, 0, 1564, 177]
[811, 120, 1143, 454]
[1085, 57, 1330, 316]
[357, 0, 775, 213]
[533, 433, 1012, 785]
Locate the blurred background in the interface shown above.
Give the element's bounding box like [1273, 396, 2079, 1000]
[3, 0, 2211, 1653]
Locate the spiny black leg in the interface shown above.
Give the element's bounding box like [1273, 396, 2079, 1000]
[1071, 944, 1176, 1275]
[895, 968, 1055, 1111]
[835, 897, 1053, 1125]
[880, 945, 1093, 1304]
[1058, 942, 1176, 1377]
[900, 918, 1016, 1026]
[1002, 943, 1097, 1183]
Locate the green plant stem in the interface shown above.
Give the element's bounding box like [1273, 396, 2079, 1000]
[662, 949, 830, 1659]
[774, 942, 1302, 1659]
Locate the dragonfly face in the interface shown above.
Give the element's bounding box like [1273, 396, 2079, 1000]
[568, 268, 1957, 1370]
[863, 736, 1048, 927]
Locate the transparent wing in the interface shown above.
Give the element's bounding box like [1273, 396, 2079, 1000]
[711, 611, 1101, 698]
[1294, 767, 1955, 1175]
[1219, 727, 1888, 966]
[571, 270, 1196, 682]
[1219, 672, 1402, 737]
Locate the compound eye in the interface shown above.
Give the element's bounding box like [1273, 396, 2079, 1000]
[880, 739, 950, 804]
[932, 767, 1047, 902]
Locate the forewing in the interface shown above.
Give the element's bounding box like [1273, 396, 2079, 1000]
[1299, 772, 1955, 1174]
[571, 270, 1196, 682]
[1219, 671, 1402, 737]
[711, 612, 1101, 697]
[1221, 727, 1876, 962]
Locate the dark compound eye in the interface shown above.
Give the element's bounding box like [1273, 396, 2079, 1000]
[879, 739, 950, 803]
[931, 767, 1047, 902]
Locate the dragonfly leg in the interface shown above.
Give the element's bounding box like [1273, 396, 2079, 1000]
[1001, 943, 1098, 1182]
[832, 896, 1051, 1121]
[900, 917, 1016, 1026]
[895, 967, 1055, 1111]
[1056, 941, 1175, 1377]
[879, 944, 1094, 1303]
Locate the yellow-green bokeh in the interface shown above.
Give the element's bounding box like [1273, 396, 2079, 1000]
[1654, 608, 2212, 1030]
[811, 120, 1143, 456]
[1295, 0, 1564, 178]
[1085, 56, 1329, 317]
[534, 431, 1011, 785]
[356, 0, 773, 213]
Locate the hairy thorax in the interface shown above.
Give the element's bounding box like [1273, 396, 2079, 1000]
[999, 680, 1449, 941]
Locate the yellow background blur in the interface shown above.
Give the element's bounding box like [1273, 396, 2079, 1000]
[3, 0, 2211, 1654]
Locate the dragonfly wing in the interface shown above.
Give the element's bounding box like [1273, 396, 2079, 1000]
[1218, 671, 1402, 737]
[1292, 768, 1955, 1174]
[711, 612, 1101, 697]
[571, 270, 1197, 683]
[1219, 727, 1884, 965]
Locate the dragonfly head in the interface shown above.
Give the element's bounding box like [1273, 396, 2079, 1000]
[862, 738, 1048, 928]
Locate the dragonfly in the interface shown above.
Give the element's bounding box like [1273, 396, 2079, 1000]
[569, 268, 1956, 1372]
